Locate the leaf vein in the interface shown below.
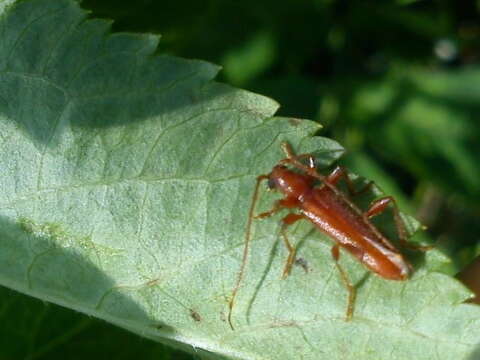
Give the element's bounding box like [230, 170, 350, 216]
[4, 4, 70, 70]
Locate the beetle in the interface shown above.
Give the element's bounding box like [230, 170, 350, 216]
[227, 142, 428, 330]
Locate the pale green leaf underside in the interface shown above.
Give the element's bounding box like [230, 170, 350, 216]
[0, 1, 480, 359]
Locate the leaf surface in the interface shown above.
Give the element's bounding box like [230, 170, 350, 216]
[1, 1, 480, 359]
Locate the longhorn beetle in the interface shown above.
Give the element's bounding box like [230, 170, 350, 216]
[228, 142, 429, 329]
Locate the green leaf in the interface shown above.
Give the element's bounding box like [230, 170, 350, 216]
[1, 1, 480, 359]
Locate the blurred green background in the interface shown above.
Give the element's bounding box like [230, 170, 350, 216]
[4, 0, 480, 358]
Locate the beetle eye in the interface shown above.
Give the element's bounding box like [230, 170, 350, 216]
[267, 177, 276, 189]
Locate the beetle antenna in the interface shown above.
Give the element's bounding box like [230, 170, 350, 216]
[228, 174, 269, 330]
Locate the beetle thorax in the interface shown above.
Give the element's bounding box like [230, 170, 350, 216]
[269, 166, 311, 201]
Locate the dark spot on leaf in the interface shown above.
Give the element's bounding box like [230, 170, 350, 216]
[289, 118, 302, 127]
[219, 311, 226, 322]
[146, 278, 160, 286]
[189, 308, 201, 322]
[295, 257, 309, 273]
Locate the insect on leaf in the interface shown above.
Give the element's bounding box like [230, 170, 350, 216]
[0, 1, 480, 359]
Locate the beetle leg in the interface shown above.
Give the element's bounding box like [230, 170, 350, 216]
[280, 156, 327, 180]
[255, 197, 298, 219]
[279, 142, 315, 168]
[281, 141, 298, 160]
[366, 196, 432, 251]
[280, 143, 328, 181]
[289, 153, 316, 168]
[281, 142, 319, 169]
[280, 154, 316, 168]
[331, 244, 355, 321]
[280, 213, 304, 279]
[327, 166, 373, 197]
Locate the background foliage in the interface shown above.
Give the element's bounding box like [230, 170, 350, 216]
[3, 0, 480, 358]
